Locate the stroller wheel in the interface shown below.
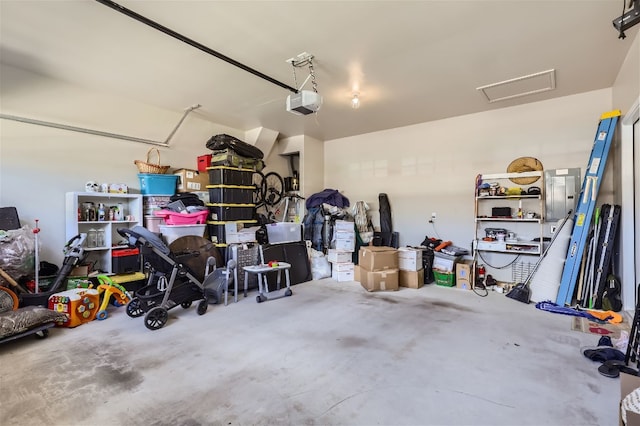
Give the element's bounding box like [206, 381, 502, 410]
[126, 298, 144, 318]
[181, 301, 192, 309]
[256, 295, 264, 303]
[145, 307, 168, 330]
[285, 289, 293, 297]
[197, 300, 208, 315]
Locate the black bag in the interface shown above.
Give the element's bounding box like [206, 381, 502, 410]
[170, 193, 204, 207]
[206, 134, 264, 160]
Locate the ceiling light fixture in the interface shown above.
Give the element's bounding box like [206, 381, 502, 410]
[351, 94, 361, 109]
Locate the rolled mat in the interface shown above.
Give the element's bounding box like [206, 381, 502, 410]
[529, 217, 573, 303]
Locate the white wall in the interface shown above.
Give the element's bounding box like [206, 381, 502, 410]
[612, 30, 640, 309]
[324, 89, 613, 280]
[0, 64, 245, 266]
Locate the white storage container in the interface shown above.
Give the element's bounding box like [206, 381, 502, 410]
[159, 224, 206, 245]
[266, 222, 302, 244]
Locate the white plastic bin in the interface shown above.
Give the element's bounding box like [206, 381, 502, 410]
[159, 224, 206, 245]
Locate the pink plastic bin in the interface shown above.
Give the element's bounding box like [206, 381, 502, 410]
[153, 209, 209, 225]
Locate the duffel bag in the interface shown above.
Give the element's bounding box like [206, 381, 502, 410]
[205, 134, 264, 160]
[210, 149, 265, 171]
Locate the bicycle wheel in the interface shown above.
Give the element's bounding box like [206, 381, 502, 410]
[252, 171, 266, 206]
[264, 172, 284, 206]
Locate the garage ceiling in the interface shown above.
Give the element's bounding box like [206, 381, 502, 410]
[0, 0, 637, 141]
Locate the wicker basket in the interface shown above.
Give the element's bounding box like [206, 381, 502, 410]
[134, 148, 170, 174]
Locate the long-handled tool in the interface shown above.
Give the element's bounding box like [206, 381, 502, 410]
[506, 209, 572, 304]
[33, 219, 41, 292]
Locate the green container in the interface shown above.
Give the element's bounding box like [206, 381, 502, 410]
[66, 277, 92, 290]
[433, 270, 455, 287]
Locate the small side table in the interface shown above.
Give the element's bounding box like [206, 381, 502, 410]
[243, 262, 292, 303]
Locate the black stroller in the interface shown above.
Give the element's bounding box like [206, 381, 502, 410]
[118, 226, 216, 330]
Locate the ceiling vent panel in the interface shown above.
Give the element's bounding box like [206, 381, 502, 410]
[477, 69, 556, 103]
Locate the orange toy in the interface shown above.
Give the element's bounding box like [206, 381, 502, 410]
[48, 288, 100, 327]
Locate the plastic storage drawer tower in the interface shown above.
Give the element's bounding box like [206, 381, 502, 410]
[206, 165, 257, 246]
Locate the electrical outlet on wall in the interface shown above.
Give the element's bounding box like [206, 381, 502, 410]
[429, 212, 437, 223]
[550, 224, 557, 234]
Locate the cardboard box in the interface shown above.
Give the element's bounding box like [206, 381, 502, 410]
[360, 268, 399, 292]
[433, 252, 461, 272]
[398, 247, 423, 271]
[333, 231, 356, 251]
[332, 263, 355, 282]
[358, 246, 398, 272]
[69, 265, 90, 277]
[108, 183, 128, 193]
[456, 260, 475, 290]
[399, 269, 424, 289]
[328, 249, 353, 263]
[620, 372, 640, 426]
[334, 220, 355, 232]
[174, 168, 209, 192]
[224, 222, 259, 244]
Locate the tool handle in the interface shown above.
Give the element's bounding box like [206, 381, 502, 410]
[0, 267, 29, 293]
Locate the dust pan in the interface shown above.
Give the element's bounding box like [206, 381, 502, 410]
[506, 281, 531, 303]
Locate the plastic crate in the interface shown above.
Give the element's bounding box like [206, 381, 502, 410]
[197, 154, 212, 172]
[433, 270, 455, 287]
[112, 248, 141, 274]
[207, 185, 254, 204]
[207, 220, 257, 244]
[208, 166, 253, 186]
[208, 204, 255, 221]
[138, 173, 178, 195]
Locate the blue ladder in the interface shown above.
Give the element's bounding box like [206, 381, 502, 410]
[555, 110, 621, 306]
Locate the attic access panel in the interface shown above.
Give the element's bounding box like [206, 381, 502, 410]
[477, 69, 556, 103]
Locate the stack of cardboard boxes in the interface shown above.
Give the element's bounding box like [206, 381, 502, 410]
[455, 260, 475, 290]
[329, 220, 356, 282]
[397, 247, 424, 289]
[355, 246, 399, 291]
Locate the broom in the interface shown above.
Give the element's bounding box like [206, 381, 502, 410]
[506, 209, 572, 304]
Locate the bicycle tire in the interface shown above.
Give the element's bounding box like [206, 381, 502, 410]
[264, 172, 284, 206]
[252, 171, 266, 206]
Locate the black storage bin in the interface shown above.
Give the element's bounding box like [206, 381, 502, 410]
[112, 248, 141, 274]
[208, 204, 255, 221]
[208, 166, 253, 186]
[207, 185, 254, 204]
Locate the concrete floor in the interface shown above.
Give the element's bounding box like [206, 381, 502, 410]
[0, 279, 621, 425]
